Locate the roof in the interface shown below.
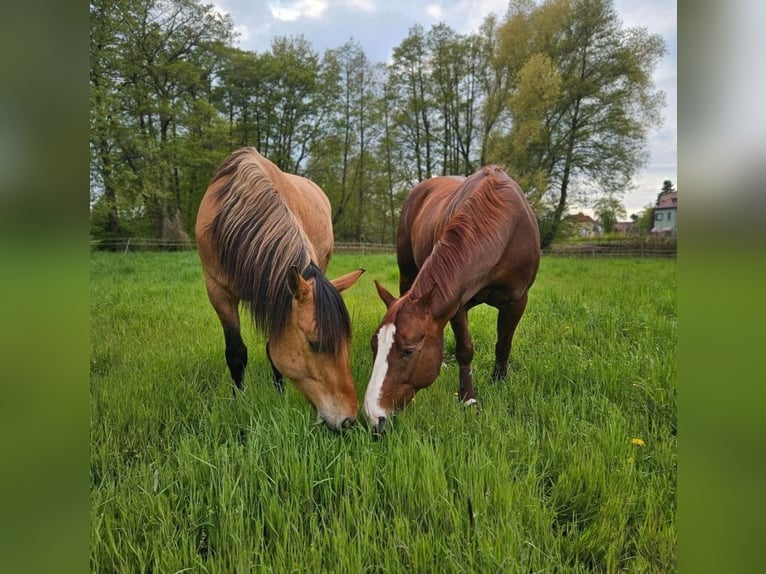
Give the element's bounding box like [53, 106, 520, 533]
[567, 212, 597, 224]
[657, 191, 678, 209]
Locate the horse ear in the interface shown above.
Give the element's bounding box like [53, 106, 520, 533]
[374, 280, 396, 309]
[331, 268, 365, 293]
[287, 266, 311, 301]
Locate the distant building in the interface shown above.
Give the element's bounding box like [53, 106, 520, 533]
[565, 212, 602, 237]
[652, 191, 678, 234]
[613, 221, 637, 235]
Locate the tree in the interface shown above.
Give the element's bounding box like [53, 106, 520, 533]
[427, 24, 482, 175]
[489, 0, 666, 248]
[656, 179, 676, 204]
[312, 40, 384, 241]
[90, 0, 233, 242]
[632, 203, 655, 233]
[389, 25, 436, 182]
[594, 195, 627, 233]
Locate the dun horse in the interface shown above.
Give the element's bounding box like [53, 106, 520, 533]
[196, 147, 364, 431]
[364, 166, 540, 433]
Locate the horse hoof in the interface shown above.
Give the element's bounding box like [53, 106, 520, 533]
[462, 397, 478, 407]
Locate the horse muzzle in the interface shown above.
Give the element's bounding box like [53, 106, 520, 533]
[320, 413, 357, 433]
[373, 416, 387, 435]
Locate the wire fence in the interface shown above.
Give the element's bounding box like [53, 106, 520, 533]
[543, 243, 676, 258]
[90, 238, 676, 258]
[89, 237, 398, 254]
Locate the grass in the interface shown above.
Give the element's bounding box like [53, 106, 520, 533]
[90, 251, 676, 573]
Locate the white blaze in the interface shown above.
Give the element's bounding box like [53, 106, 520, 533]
[364, 323, 396, 424]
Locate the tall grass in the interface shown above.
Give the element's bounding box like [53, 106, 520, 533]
[90, 252, 676, 572]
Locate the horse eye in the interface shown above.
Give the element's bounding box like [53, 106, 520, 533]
[400, 347, 415, 359]
[309, 341, 320, 353]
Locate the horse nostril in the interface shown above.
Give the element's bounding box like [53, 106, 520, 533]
[375, 416, 387, 434]
[341, 416, 356, 430]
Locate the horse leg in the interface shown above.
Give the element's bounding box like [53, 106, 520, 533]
[450, 305, 477, 405]
[492, 293, 529, 381]
[265, 341, 285, 394]
[205, 274, 248, 393]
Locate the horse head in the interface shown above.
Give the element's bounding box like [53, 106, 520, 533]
[268, 266, 365, 432]
[363, 280, 446, 433]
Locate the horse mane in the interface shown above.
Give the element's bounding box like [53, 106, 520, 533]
[410, 166, 518, 307]
[208, 148, 350, 352]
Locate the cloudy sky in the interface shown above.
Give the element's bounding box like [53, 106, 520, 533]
[211, 0, 677, 216]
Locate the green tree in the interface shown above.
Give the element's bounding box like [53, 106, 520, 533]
[90, 0, 232, 242]
[594, 195, 627, 233]
[311, 40, 385, 241]
[375, 78, 409, 243]
[389, 25, 435, 182]
[635, 203, 655, 233]
[427, 24, 483, 175]
[489, 0, 666, 248]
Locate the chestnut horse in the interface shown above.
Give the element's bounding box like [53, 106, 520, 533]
[196, 148, 364, 431]
[363, 166, 540, 432]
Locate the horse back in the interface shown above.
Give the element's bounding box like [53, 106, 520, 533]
[397, 177, 466, 279]
[398, 169, 540, 305]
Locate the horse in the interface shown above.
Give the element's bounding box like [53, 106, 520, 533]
[363, 165, 540, 433]
[195, 147, 364, 431]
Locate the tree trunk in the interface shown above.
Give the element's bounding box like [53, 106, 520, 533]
[541, 96, 581, 249]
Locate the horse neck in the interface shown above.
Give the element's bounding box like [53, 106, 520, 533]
[409, 196, 512, 322]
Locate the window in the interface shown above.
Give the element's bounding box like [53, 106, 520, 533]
[655, 212, 664, 221]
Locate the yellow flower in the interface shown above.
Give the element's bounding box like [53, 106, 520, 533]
[631, 437, 645, 447]
[627, 456, 635, 464]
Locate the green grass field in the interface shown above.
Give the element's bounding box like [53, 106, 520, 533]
[90, 251, 676, 573]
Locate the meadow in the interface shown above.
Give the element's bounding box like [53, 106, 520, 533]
[90, 251, 676, 573]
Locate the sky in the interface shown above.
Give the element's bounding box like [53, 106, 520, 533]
[211, 0, 677, 216]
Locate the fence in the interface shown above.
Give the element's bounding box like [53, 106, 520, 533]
[89, 238, 397, 254]
[91, 238, 675, 258]
[90, 237, 194, 252]
[544, 242, 676, 258]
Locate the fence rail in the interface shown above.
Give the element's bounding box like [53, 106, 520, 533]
[334, 242, 396, 254]
[90, 237, 194, 252]
[544, 243, 676, 258]
[91, 238, 675, 258]
[89, 238, 398, 254]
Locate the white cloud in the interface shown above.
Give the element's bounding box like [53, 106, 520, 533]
[343, 0, 376, 11]
[426, 3, 442, 19]
[269, 0, 328, 21]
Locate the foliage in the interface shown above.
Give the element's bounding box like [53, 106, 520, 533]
[656, 179, 676, 206]
[91, 252, 676, 572]
[661, 179, 675, 195]
[594, 195, 628, 233]
[488, 0, 666, 248]
[634, 203, 656, 234]
[90, 0, 667, 247]
[90, 0, 232, 238]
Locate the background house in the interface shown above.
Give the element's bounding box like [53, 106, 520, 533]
[565, 212, 602, 237]
[613, 221, 637, 235]
[652, 191, 678, 234]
